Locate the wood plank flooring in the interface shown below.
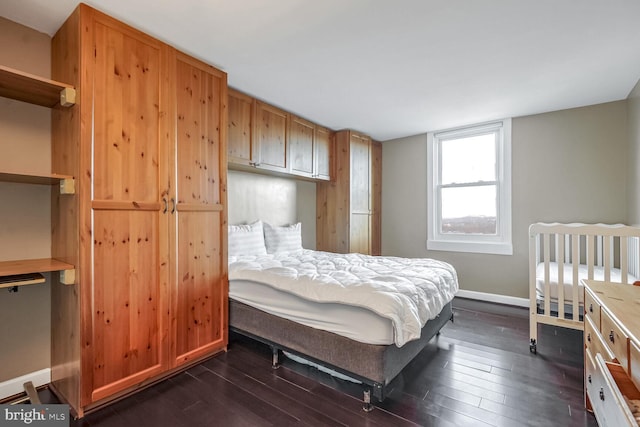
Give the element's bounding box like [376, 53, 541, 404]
[53, 298, 596, 426]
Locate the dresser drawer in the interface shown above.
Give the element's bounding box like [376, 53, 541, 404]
[585, 314, 616, 362]
[632, 340, 640, 392]
[602, 308, 630, 370]
[587, 353, 640, 427]
[585, 287, 601, 329]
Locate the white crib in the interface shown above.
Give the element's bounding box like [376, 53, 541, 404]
[528, 223, 640, 354]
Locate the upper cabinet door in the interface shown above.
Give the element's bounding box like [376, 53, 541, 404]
[314, 126, 332, 181]
[254, 101, 288, 172]
[90, 17, 169, 404]
[350, 133, 372, 214]
[171, 51, 228, 367]
[289, 115, 315, 178]
[227, 89, 255, 166]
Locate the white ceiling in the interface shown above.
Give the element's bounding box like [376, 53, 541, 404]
[2, 0, 640, 141]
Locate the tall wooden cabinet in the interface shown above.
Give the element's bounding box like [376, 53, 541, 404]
[317, 130, 381, 255]
[51, 4, 228, 416]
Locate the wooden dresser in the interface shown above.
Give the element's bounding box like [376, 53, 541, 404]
[583, 280, 640, 426]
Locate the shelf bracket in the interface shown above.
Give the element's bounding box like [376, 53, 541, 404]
[60, 87, 76, 107]
[60, 178, 75, 194]
[60, 269, 75, 285]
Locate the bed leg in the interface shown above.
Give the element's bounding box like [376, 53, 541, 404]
[271, 347, 280, 369]
[362, 389, 374, 412]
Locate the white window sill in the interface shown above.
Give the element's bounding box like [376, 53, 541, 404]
[427, 239, 513, 255]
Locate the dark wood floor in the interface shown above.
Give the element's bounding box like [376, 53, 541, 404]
[47, 298, 595, 426]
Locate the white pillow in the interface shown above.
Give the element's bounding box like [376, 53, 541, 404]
[228, 220, 267, 256]
[264, 222, 303, 253]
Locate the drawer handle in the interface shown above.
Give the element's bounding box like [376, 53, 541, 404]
[609, 331, 615, 343]
[589, 303, 593, 313]
[599, 387, 605, 401]
[588, 374, 592, 384]
[587, 333, 591, 343]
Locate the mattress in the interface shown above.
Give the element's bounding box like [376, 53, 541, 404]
[230, 279, 395, 345]
[535, 262, 637, 304]
[228, 249, 459, 346]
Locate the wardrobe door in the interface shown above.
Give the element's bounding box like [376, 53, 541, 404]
[89, 17, 169, 403]
[170, 51, 228, 367]
[349, 133, 372, 254]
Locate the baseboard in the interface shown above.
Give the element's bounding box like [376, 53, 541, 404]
[0, 368, 51, 400]
[456, 289, 529, 308]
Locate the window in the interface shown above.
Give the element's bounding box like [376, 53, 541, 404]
[427, 119, 512, 255]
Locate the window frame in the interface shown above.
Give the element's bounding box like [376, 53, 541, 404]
[427, 119, 512, 255]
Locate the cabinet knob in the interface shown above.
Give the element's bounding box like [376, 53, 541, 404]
[609, 331, 615, 343]
[587, 333, 591, 343]
[589, 304, 593, 313]
[599, 388, 605, 401]
[588, 374, 592, 384]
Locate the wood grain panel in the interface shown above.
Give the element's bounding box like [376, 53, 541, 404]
[51, 5, 82, 412]
[91, 210, 166, 400]
[349, 212, 371, 254]
[227, 89, 254, 165]
[371, 140, 382, 255]
[175, 57, 223, 206]
[316, 130, 350, 253]
[173, 211, 225, 365]
[171, 52, 227, 367]
[350, 133, 371, 214]
[255, 101, 287, 171]
[289, 115, 314, 177]
[314, 126, 332, 181]
[93, 22, 160, 202]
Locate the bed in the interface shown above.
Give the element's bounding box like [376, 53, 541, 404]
[227, 220, 459, 409]
[528, 222, 640, 354]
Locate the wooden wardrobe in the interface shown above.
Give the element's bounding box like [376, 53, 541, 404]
[316, 130, 381, 255]
[51, 4, 228, 416]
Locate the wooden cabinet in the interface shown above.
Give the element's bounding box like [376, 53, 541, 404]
[227, 89, 255, 166]
[255, 101, 288, 173]
[317, 130, 381, 255]
[289, 115, 315, 177]
[51, 4, 227, 416]
[289, 116, 333, 180]
[583, 281, 640, 426]
[314, 126, 333, 181]
[0, 67, 76, 287]
[227, 91, 332, 181]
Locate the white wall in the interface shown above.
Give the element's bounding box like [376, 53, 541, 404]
[628, 79, 640, 225]
[382, 101, 628, 299]
[227, 170, 316, 249]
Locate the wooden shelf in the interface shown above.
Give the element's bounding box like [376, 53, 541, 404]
[0, 65, 75, 108]
[0, 171, 75, 193]
[0, 258, 74, 277]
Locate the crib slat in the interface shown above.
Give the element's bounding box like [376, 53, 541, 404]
[544, 233, 551, 317]
[621, 236, 628, 283]
[572, 234, 580, 321]
[557, 234, 565, 320]
[587, 236, 595, 280]
[604, 235, 611, 282]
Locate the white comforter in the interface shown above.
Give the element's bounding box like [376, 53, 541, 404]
[228, 250, 459, 346]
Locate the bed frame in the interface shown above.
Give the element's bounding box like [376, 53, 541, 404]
[229, 299, 453, 411]
[528, 222, 640, 354]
